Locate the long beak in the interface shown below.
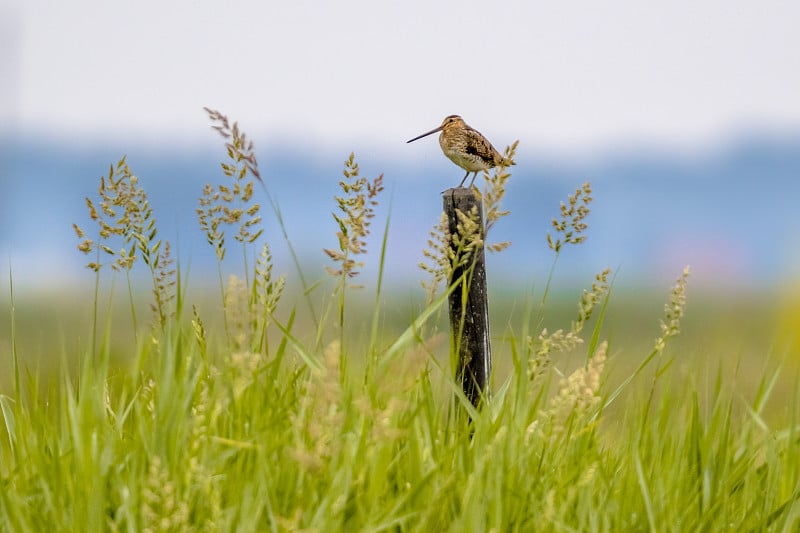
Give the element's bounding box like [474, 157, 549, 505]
[407, 125, 443, 143]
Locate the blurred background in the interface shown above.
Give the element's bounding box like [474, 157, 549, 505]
[1, 1, 800, 384]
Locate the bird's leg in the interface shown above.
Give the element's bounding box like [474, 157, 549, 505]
[458, 170, 470, 188]
[467, 172, 479, 188]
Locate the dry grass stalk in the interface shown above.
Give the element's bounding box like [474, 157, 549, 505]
[481, 140, 518, 253]
[654, 265, 691, 352]
[73, 157, 175, 325]
[548, 182, 593, 253]
[324, 152, 384, 285]
[198, 108, 264, 263]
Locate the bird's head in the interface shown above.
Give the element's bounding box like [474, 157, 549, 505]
[440, 115, 465, 130]
[407, 115, 465, 143]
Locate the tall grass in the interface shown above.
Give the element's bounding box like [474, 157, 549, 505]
[2, 111, 799, 531]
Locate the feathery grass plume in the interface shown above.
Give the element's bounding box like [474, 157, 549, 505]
[537, 181, 595, 320]
[74, 157, 159, 272]
[543, 340, 608, 436]
[527, 328, 581, 382]
[480, 140, 518, 253]
[74, 158, 135, 272]
[198, 108, 264, 289]
[223, 274, 249, 350]
[654, 265, 691, 353]
[253, 242, 285, 352]
[73, 157, 174, 329]
[419, 212, 452, 304]
[196, 184, 227, 262]
[203, 107, 262, 183]
[449, 205, 483, 271]
[547, 182, 593, 253]
[575, 267, 612, 332]
[528, 268, 611, 381]
[151, 241, 176, 327]
[191, 304, 207, 355]
[324, 153, 384, 285]
[418, 205, 483, 305]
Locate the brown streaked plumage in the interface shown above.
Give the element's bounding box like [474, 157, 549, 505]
[407, 115, 514, 188]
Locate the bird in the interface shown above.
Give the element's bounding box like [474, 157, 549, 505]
[407, 115, 514, 188]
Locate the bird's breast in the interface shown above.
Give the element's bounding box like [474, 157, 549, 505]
[439, 132, 490, 172]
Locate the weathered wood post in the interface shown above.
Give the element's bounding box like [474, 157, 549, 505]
[443, 187, 491, 409]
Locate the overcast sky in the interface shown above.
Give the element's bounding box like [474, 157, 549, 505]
[2, 0, 800, 154]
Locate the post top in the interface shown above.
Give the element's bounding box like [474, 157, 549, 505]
[441, 187, 479, 198]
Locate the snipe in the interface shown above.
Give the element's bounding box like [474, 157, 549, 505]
[407, 115, 514, 187]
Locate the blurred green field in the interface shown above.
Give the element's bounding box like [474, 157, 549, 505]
[3, 282, 798, 421]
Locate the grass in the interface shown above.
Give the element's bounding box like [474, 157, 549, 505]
[2, 110, 800, 531]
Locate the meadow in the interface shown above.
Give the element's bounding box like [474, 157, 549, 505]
[1, 110, 799, 531]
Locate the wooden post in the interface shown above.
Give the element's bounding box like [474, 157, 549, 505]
[443, 187, 491, 409]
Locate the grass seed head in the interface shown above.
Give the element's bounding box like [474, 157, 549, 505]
[548, 182, 593, 253]
[545, 340, 608, 434]
[482, 140, 518, 252]
[419, 212, 452, 304]
[199, 108, 265, 260]
[324, 153, 384, 285]
[654, 265, 691, 352]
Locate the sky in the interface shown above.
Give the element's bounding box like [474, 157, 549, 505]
[2, 0, 800, 154]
